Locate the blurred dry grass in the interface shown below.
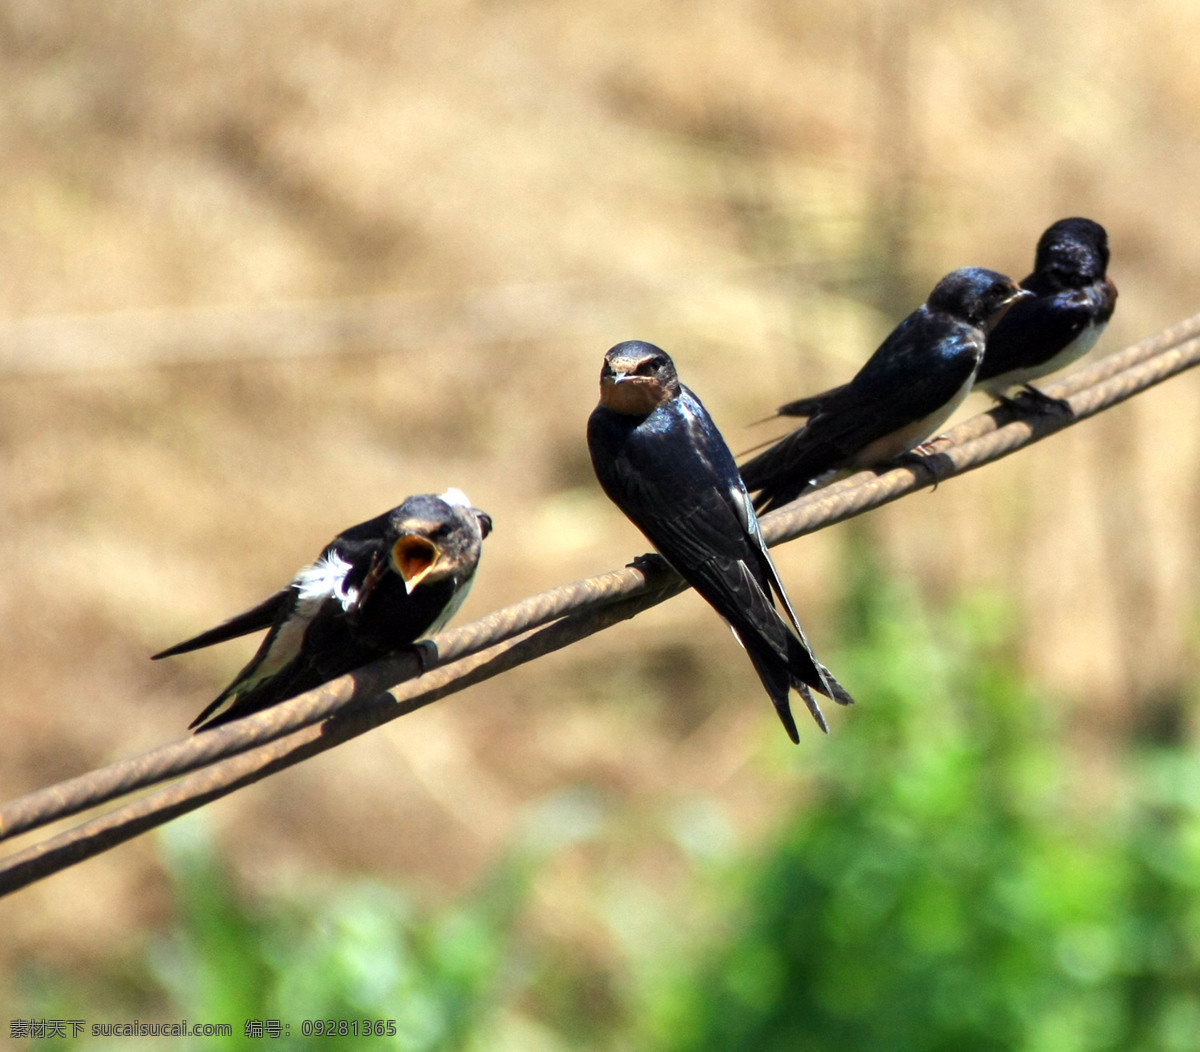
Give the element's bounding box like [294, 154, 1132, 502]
[2, 0, 1200, 985]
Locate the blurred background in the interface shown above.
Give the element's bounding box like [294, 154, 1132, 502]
[3, 0, 1200, 1047]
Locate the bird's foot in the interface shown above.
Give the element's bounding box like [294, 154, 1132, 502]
[1014, 384, 1074, 417]
[413, 638, 439, 674]
[629, 551, 672, 579]
[896, 438, 952, 491]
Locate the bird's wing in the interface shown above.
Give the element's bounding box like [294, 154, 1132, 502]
[776, 382, 850, 419]
[152, 588, 293, 659]
[183, 534, 384, 729]
[186, 580, 365, 731]
[592, 411, 798, 663]
[156, 506, 399, 663]
[630, 467, 849, 711]
[740, 323, 980, 499]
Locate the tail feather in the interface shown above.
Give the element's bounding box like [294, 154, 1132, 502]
[792, 681, 829, 735]
[730, 566, 849, 740]
[743, 638, 802, 743]
[740, 436, 837, 512]
[776, 395, 823, 418]
[781, 627, 854, 708]
[743, 633, 843, 740]
[811, 657, 854, 707]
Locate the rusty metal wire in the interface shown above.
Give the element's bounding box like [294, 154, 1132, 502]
[2, 312, 1199, 897]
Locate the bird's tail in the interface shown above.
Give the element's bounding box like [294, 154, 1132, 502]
[775, 394, 824, 418]
[740, 633, 856, 743]
[743, 638, 807, 743]
[739, 436, 839, 513]
[784, 632, 853, 713]
[809, 654, 855, 707]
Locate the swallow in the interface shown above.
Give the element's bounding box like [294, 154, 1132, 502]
[154, 489, 493, 731]
[975, 217, 1117, 413]
[739, 268, 1031, 512]
[587, 340, 852, 743]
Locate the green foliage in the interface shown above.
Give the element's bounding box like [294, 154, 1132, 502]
[641, 541, 1200, 1052]
[150, 823, 529, 1050]
[146, 789, 608, 1051]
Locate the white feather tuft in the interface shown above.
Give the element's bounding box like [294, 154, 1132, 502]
[295, 550, 359, 610]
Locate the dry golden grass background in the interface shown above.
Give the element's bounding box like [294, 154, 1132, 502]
[2, 0, 1199, 983]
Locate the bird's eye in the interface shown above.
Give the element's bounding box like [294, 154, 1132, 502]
[634, 357, 663, 376]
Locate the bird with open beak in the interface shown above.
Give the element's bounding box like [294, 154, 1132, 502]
[154, 489, 492, 731]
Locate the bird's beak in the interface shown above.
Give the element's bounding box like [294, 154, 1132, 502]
[392, 535, 442, 594]
[986, 287, 1035, 330]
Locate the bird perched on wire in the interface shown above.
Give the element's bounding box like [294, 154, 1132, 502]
[587, 339, 852, 743]
[154, 489, 493, 731]
[739, 268, 1031, 512]
[975, 217, 1117, 413]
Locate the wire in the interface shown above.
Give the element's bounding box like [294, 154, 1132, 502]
[1, 312, 1198, 896]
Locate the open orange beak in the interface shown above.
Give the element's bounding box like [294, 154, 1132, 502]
[391, 535, 441, 593]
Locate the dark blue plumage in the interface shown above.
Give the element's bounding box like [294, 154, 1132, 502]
[740, 268, 1029, 512]
[154, 490, 492, 731]
[976, 217, 1117, 411]
[587, 340, 851, 743]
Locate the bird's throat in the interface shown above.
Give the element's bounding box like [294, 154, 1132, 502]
[599, 376, 670, 415]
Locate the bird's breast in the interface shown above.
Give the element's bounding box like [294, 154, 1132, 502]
[849, 368, 977, 467]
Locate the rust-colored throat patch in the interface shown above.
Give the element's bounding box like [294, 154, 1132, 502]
[600, 374, 671, 415]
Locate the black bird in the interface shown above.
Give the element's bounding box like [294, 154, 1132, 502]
[976, 217, 1117, 412]
[739, 268, 1031, 512]
[154, 489, 493, 731]
[587, 340, 852, 743]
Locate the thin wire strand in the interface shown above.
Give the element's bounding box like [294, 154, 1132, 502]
[1, 313, 1198, 896]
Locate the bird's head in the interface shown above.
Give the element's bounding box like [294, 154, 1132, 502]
[927, 267, 1033, 333]
[598, 340, 681, 415]
[1034, 217, 1110, 287]
[382, 489, 492, 596]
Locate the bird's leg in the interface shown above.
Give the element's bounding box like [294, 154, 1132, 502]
[911, 433, 952, 457]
